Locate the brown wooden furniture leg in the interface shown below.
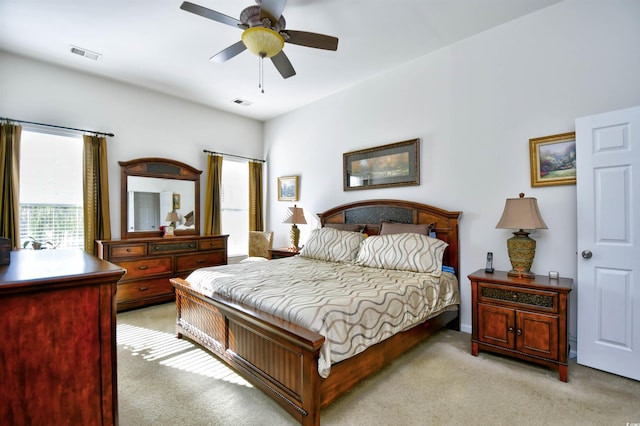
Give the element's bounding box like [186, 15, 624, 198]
[558, 365, 568, 382]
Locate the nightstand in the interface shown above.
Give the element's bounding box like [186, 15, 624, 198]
[468, 269, 573, 382]
[269, 247, 299, 259]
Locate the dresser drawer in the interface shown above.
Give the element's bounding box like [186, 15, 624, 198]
[118, 257, 173, 280]
[478, 282, 558, 312]
[198, 238, 226, 251]
[175, 251, 226, 273]
[148, 240, 198, 254]
[108, 243, 147, 259]
[117, 277, 173, 303]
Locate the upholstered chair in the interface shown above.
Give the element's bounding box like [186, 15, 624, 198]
[240, 231, 274, 262]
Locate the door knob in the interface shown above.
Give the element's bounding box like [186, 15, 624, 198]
[581, 250, 593, 259]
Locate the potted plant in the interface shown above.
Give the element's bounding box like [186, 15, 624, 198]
[22, 236, 55, 250]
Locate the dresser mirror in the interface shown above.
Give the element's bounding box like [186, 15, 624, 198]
[120, 158, 202, 239]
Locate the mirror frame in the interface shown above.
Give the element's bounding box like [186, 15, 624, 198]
[120, 158, 202, 239]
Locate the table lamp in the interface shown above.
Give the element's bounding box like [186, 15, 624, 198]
[282, 205, 307, 250]
[495, 193, 548, 279]
[165, 211, 180, 228]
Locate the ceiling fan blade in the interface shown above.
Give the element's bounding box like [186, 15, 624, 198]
[180, 1, 243, 29]
[271, 51, 296, 79]
[284, 30, 339, 51]
[210, 41, 247, 63]
[259, 0, 288, 23]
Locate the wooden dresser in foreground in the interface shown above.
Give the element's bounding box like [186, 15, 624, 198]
[96, 235, 228, 311]
[0, 249, 125, 425]
[468, 269, 573, 381]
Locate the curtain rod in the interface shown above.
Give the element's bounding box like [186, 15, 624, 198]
[0, 116, 115, 137]
[203, 149, 265, 163]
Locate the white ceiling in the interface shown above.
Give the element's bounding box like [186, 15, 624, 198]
[0, 0, 562, 121]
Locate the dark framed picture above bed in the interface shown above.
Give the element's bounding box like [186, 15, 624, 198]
[529, 132, 576, 187]
[343, 138, 420, 191]
[277, 175, 299, 201]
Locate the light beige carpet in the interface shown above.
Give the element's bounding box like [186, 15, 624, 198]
[117, 302, 640, 426]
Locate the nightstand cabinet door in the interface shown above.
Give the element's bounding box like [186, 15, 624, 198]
[478, 303, 515, 349]
[517, 310, 558, 359]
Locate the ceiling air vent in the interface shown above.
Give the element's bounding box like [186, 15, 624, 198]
[70, 45, 102, 61]
[231, 98, 252, 107]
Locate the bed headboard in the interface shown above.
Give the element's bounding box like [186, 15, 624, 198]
[318, 199, 462, 277]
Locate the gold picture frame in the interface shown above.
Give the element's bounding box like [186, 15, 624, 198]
[529, 132, 576, 187]
[278, 176, 299, 201]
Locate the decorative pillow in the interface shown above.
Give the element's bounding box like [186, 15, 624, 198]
[355, 233, 448, 275]
[299, 227, 365, 263]
[324, 223, 367, 233]
[379, 221, 430, 236]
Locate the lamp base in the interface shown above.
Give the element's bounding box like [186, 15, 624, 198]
[506, 230, 537, 280]
[289, 224, 300, 250]
[507, 269, 536, 279]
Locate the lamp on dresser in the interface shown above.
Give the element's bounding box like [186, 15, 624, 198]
[495, 192, 548, 279]
[282, 205, 306, 250]
[165, 211, 180, 228]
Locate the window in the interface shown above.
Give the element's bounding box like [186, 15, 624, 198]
[221, 159, 248, 256]
[19, 130, 84, 249]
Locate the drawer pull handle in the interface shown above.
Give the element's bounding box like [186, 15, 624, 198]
[512, 294, 518, 301]
[153, 246, 160, 250]
[139, 286, 148, 292]
[190, 243, 196, 248]
[197, 259, 205, 263]
[508, 327, 514, 333]
[138, 265, 149, 270]
[126, 248, 131, 252]
[516, 329, 522, 336]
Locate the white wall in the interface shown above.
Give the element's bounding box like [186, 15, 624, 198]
[0, 50, 263, 238]
[264, 0, 640, 341]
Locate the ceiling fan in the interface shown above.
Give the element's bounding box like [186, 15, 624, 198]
[180, 0, 339, 83]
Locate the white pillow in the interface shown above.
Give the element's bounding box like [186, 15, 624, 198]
[355, 233, 448, 275]
[299, 227, 365, 263]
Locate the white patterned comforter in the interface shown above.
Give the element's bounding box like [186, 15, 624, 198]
[185, 256, 459, 378]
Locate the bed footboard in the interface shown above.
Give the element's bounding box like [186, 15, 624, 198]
[171, 278, 325, 426]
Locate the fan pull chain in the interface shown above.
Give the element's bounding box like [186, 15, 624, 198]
[259, 54, 265, 94]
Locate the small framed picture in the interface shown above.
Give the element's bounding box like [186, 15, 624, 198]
[173, 193, 181, 210]
[529, 132, 576, 187]
[278, 176, 299, 201]
[163, 225, 175, 237]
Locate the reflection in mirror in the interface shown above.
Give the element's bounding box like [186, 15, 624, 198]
[127, 176, 195, 232]
[120, 158, 202, 239]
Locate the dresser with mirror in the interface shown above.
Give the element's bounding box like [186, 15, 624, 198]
[96, 158, 228, 311]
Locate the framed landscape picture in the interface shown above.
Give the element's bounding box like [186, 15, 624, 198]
[529, 132, 576, 187]
[343, 138, 420, 191]
[278, 176, 299, 201]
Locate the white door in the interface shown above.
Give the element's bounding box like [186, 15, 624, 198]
[576, 105, 640, 380]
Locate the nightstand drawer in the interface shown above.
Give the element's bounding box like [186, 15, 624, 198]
[478, 282, 558, 312]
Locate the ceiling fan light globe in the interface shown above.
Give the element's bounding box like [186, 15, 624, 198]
[241, 27, 284, 58]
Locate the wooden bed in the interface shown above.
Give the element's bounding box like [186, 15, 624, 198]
[170, 199, 461, 425]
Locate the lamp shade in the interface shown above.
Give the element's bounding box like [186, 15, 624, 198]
[241, 27, 284, 58]
[282, 205, 307, 225]
[165, 211, 180, 223]
[496, 193, 548, 230]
